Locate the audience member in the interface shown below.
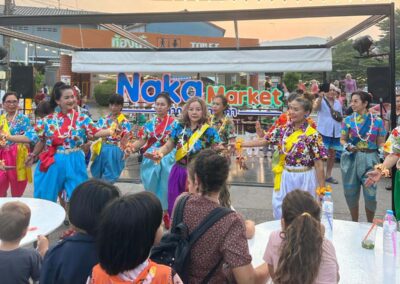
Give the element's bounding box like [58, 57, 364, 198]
[90, 191, 181, 283]
[40, 179, 120, 284]
[258, 190, 339, 283]
[0, 201, 48, 284]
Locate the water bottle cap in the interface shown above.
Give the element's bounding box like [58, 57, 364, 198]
[325, 192, 331, 197]
[386, 210, 394, 215]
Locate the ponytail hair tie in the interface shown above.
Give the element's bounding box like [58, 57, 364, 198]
[301, 212, 311, 217]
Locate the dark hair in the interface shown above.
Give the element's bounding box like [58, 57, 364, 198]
[109, 94, 124, 106]
[35, 101, 53, 118]
[156, 91, 173, 106]
[97, 192, 162, 275]
[287, 93, 300, 103]
[213, 95, 229, 111]
[274, 190, 323, 284]
[351, 90, 372, 109]
[0, 201, 31, 241]
[2, 92, 18, 103]
[68, 179, 120, 237]
[293, 96, 313, 113]
[50, 83, 72, 110]
[187, 158, 231, 208]
[194, 149, 229, 194]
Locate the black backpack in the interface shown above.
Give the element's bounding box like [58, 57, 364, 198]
[150, 195, 233, 283]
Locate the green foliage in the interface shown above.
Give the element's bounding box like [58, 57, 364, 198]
[94, 79, 116, 106]
[34, 72, 45, 93]
[283, 72, 300, 92]
[331, 40, 385, 86]
[226, 84, 248, 90]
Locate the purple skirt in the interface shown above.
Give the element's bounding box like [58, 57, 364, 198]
[167, 163, 187, 216]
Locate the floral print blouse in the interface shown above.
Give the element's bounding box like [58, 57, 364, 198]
[96, 113, 131, 145]
[2, 113, 31, 146]
[138, 115, 175, 148]
[265, 121, 327, 167]
[210, 115, 236, 145]
[170, 122, 221, 165]
[383, 126, 400, 155]
[25, 107, 100, 150]
[341, 112, 386, 150]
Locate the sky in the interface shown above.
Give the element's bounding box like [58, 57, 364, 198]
[10, 0, 400, 41]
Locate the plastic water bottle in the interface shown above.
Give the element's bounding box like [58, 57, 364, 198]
[383, 210, 397, 255]
[321, 192, 333, 240]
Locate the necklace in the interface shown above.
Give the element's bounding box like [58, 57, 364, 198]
[152, 115, 170, 142]
[55, 110, 76, 139]
[211, 115, 228, 135]
[179, 124, 200, 155]
[354, 112, 374, 142]
[6, 112, 17, 127]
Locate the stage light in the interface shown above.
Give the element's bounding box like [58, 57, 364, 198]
[352, 35, 374, 56]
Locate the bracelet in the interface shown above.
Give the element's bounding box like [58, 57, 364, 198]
[374, 163, 391, 177]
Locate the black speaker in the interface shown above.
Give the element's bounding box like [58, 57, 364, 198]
[10, 66, 34, 99]
[367, 67, 390, 103]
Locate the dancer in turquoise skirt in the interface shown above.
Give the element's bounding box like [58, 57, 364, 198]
[125, 92, 176, 215]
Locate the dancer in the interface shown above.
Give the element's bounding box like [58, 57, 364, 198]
[340, 91, 386, 222]
[366, 126, 400, 218]
[1, 85, 116, 202]
[124, 92, 175, 216]
[210, 95, 236, 148]
[0, 92, 32, 197]
[238, 96, 327, 219]
[90, 94, 131, 183]
[146, 97, 221, 215]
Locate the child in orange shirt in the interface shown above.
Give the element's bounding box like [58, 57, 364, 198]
[89, 192, 183, 284]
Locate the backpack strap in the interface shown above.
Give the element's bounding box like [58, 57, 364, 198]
[189, 206, 233, 283]
[171, 194, 190, 232]
[189, 206, 233, 246]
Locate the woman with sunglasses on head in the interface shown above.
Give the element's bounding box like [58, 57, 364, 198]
[1, 84, 116, 202]
[0, 92, 32, 197]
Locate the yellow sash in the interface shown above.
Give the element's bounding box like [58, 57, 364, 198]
[272, 126, 317, 191]
[175, 124, 210, 162]
[0, 114, 32, 183]
[91, 113, 126, 161]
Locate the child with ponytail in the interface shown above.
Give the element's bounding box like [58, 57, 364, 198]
[260, 189, 339, 284]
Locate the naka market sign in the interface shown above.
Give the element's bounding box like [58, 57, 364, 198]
[117, 73, 284, 108]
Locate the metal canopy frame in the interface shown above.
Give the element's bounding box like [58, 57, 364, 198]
[0, 4, 396, 211]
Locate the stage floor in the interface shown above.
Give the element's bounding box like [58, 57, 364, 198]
[119, 154, 274, 187]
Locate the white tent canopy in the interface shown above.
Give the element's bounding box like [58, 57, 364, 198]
[72, 48, 332, 74]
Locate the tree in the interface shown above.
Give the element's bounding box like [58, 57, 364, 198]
[283, 72, 300, 92]
[331, 40, 385, 86]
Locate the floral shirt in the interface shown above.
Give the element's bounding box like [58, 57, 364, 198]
[138, 115, 175, 148]
[265, 121, 327, 167]
[383, 126, 400, 155]
[1, 113, 31, 146]
[341, 112, 386, 150]
[96, 113, 131, 145]
[170, 122, 221, 165]
[25, 107, 100, 150]
[210, 115, 236, 145]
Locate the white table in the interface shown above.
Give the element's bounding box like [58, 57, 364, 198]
[249, 219, 400, 283]
[0, 197, 65, 247]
